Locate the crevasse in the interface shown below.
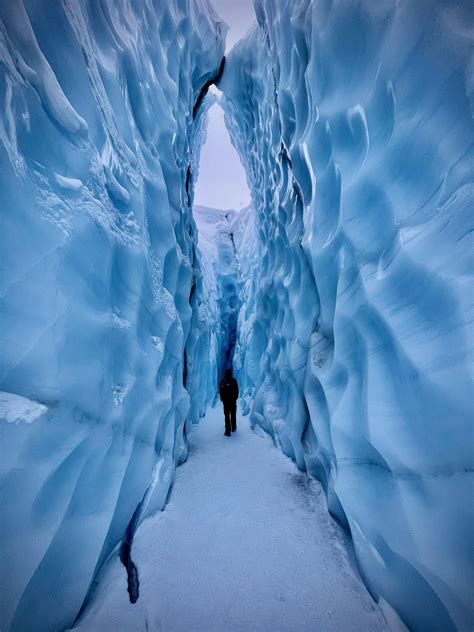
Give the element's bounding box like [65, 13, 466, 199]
[220, 1, 473, 631]
[0, 1, 225, 630]
[1, 1, 473, 631]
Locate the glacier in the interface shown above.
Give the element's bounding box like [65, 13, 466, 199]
[1, 0, 473, 631]
[220, 1, 474, 631]
[0, 0, 225, 630]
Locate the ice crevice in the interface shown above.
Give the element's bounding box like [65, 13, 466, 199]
[0, 1, 473, 632]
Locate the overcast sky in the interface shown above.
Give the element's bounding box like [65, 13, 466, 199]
[194, 101, 251, 211]
[210, 0, 256, 51]
[193, 0, 256, 211]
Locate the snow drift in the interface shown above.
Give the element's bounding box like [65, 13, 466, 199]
[0, 1, 224, 629]
[221, 1, 474, 630]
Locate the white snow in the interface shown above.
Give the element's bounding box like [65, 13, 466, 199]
[75, 406, 389, 632]
[0, 391, 47, 424]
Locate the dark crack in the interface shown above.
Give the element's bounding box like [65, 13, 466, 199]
[192, 56, 226, 118]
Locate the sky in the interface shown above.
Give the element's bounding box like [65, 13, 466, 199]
[194, 101, 251, 211]
[193, 0, 256, 211]
[210, 0, 256, 51]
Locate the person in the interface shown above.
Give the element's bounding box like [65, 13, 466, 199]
[219, 368, 239, 436]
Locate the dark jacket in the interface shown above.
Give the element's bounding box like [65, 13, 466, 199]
[219, 376, 239, 407]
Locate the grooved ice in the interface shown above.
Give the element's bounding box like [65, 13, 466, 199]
[221, 2, 474, 631]
[1, 1, 473, 631]
[0, 1, 225, 630]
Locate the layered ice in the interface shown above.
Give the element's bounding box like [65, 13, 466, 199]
[220, 1, 474, 630]
[0, 1, 225, 630]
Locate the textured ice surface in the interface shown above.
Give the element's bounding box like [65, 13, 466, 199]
[193, 204, 242, 376]
[221, 1, 474, 630]
[0, 1, 225, 630]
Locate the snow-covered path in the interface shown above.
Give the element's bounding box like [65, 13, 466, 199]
[76, 406, 389, 632]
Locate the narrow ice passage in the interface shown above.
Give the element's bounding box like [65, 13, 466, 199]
[1, 0, 472, 630]
[75, 406, 389, 632]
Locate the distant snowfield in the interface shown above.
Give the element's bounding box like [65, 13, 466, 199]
[74, 406, 392, 632]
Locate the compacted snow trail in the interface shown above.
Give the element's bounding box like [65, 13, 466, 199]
[76, 406, 389, 632]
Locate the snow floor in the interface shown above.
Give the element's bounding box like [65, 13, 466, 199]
[75, 406, 390, 632]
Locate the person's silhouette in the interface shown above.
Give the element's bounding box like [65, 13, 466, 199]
[219, 368, 239, 436]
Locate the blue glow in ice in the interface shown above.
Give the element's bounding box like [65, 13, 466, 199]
[221, 1, 474, 630]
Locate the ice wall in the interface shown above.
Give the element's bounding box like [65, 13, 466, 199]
[182, 103, 223, 424]
[0, 1, 224, 630]
[221, 1, 474, 630]
[230, 203, 259, 412]
[193, 204, 242, 379]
